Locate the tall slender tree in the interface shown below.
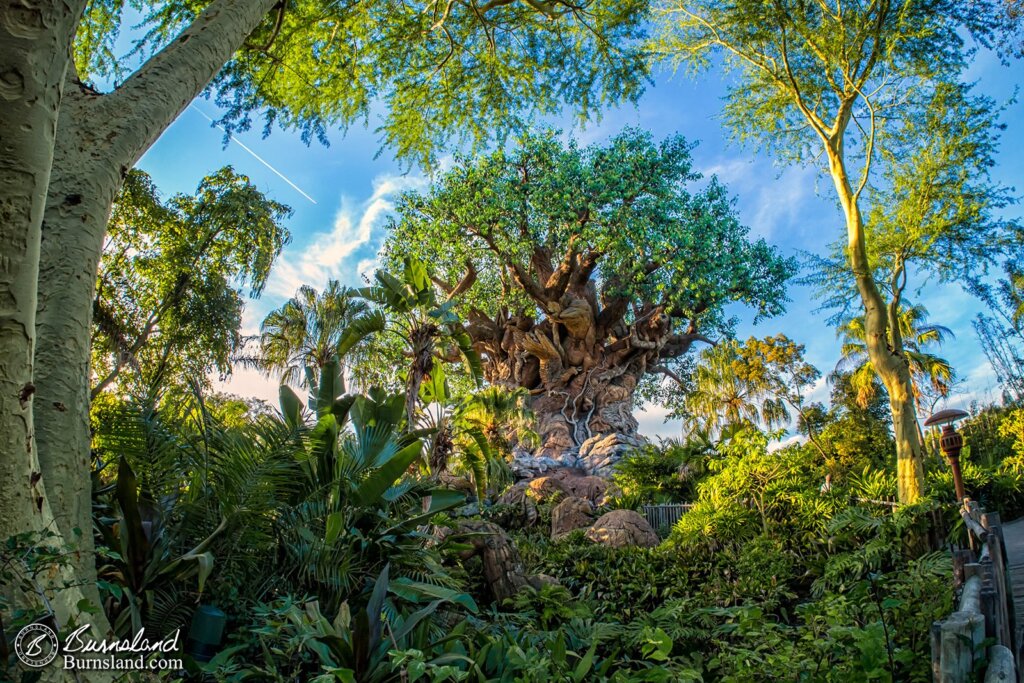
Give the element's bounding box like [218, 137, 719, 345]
[836, 304, 955, 414]
[655, 1, 1020, 502]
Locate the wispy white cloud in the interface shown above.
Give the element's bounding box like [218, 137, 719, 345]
[807, 374, 831, 404]
[636, 404, 683, 440]
[356, 257, 379, 285]
[703, 158, 826, 240]
[266, 173, 427, 298]
[951, 360, 1004, 409]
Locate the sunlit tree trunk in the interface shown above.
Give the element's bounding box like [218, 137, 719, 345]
[0, 0, 109, 637]
[825, 140, 925, 504]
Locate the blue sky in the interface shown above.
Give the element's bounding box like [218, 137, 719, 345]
[134, 43, 1023, 439]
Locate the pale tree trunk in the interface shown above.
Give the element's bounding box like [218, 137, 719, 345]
[0, 0, 116, 642]
[0, 0, 278, 634]
[825, 142, 925, 503]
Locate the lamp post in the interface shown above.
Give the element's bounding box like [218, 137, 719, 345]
[923, 408, 970, 503]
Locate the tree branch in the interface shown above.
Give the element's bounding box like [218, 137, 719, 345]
[100, 0, 280, 169]
[658, 332, 715, 359]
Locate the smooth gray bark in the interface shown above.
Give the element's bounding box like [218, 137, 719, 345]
[0, 0, 277, 640]
[0, 0, 91, 634]
[33, 0, 279, 614]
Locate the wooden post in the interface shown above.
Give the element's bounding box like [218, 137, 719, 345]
[982, 644, 1016, 682]
[961, 574, 983, 615]
[940, 611, 985, 682]
[932, 621, 944, 682]
[953, 549, 974, 590]
[983, 586, 998, 642]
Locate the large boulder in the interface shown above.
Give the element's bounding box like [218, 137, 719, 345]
[438, 472, 476, 497]
[527, 475, 569, 500]
[494, 483, 539, 527]
[551, 471, 616, 505]
[551, 496, 596, 541]
[578, 433, 644, 476]
[585, 509, 659, 548]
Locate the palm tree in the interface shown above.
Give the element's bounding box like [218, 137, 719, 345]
[417, 381, 536, 500]
[340, 257, 482, 429]
[685, 340, 790, 439]
[259, 280, 369, 389]
[458, 386, 538, 457]
[836, 303, 955, 413]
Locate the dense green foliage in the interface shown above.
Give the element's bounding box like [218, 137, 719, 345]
[75, 0, 650, 168]
[31, 310, 1024, 683]
[92, 168, 290, 399]
[385, 130, 794, 338]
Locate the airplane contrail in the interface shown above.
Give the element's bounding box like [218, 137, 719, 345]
[189, 104, 318, 205]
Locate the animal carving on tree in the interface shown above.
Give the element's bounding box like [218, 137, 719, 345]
[385, 130, 796, 457]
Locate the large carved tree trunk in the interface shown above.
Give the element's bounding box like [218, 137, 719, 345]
[469, 277, 702, 459]
[521, 358, 639, 456]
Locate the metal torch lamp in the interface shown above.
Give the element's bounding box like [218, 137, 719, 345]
[923, 408, 970, 503]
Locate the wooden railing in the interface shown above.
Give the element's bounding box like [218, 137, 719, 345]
[931, 501, 1017, 682]
[642, 503, 692, 535]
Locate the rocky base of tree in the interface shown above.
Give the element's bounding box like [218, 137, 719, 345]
[510, 432, 644, 479]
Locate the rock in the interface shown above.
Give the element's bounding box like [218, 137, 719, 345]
[585, 509, 659, 548]
[447, 520, 530, 602]
[527, 475, 568, 500]
[551, 496, 595, 540]
[578, 433, 644, 476]
[510, 449, 581, 480]
[510, 454, 555, 479]
[527, 573, 561, 590]
[494, 483, 539, 527]
[440, 520, 560, 602]
[552, 472, 615, 504]
[497, 482, 528, 505]
[553, 451, 582, 469]
[439, 472, 476, 497]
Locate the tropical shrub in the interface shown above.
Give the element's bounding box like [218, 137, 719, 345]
[671, 429, 838, 550]
[611, 436, 714, 505]
[204, 566, 476, 683]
